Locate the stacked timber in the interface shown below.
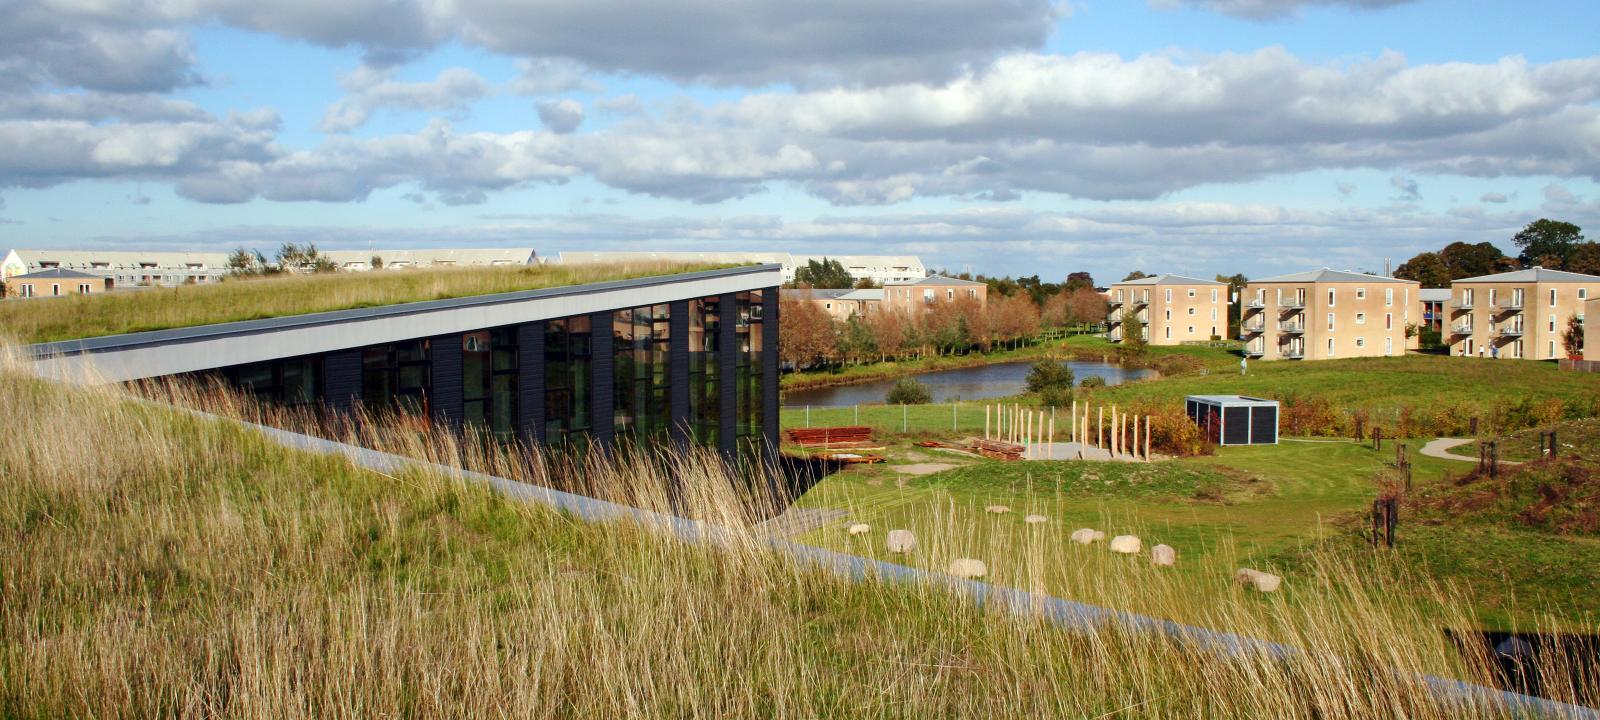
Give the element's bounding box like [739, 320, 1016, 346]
[970, 439, 1025, 461]
[786, 426, 874, 446]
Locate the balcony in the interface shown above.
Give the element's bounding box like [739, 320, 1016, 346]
[1241, 320, 1265, 334]
[1106, 315, 1122, 326]
[1281, 347, 1306, 359]
[1495, 326, 1524, 338]
[1243, 346, 1264, 357]
[1451, 299, 1474, 310]
[1450, 324, 1473, 335]
[1109, 298, 1123, 307]
[1278, 298, 1305, 309]
[1494, 300, 1523, 315]
[1277, 321, 1305, 334]
[1132, 297, 1149, 307]
[1246, 299, 1266, 309]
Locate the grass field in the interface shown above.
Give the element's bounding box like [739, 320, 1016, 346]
[3, 261, 727, 344]
[779, 338, 1600, 630]
[11, 358, 1595, 716]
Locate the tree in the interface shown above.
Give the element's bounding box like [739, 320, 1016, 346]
[1025, 359, 1074, 394]
[793, 258, 853, 289]
[370, 255, 384, 270]
[1438, 241, 1516, 278]
[1567, 243, 1600, 276]
[1118, 306, 1147, 359]
[852, 276, 879, 289]
[885, 377, 932, 405]
[1064, 271, 1095, 291]
[226, 248, 262, 277]
[1393, 251, 1451, 288]
[1563, 315, 1584, 360]
[778, 292, 838, 369]
[276, 243, 336, 274]
[1512, 219, 1584, 268]
[1122, 270, 1150, 282]
[1215, 273, 1248, 336]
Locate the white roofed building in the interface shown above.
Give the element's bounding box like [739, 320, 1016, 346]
[2, 249, 231, 288]
[320, 248, 537, 271]
[557, 251, 924, 284]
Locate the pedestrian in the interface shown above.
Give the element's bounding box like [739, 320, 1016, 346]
[1240, 356, 1248, 375]
[1491, 345, 1499, 359]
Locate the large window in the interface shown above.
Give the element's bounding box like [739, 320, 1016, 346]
[688, 296, 721, 446]
[735, 290, 764, 458]
[463, 327, 518, 439]
[363, 339, 431, 415]
[222, 356, 321, 408]
[614, 304, 671, 441]
[544, 316, 592, 447]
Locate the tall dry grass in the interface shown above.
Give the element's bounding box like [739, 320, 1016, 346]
[4, 261, 729, 344]
[2, 355, 1598, 717]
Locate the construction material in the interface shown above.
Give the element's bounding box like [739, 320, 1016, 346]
[786, 426, 873, 446]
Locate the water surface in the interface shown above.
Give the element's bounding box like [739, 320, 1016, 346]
[783, 360, 1152, 407]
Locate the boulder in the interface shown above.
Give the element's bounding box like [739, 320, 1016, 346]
[1070, 528, 1105, 545]
[985, 505, 1011, 514]
[1024, 514, 1048, 525]
[847, 523, 871, 536]
[948, 558, 987, 578]
[1109, 535, 1142, 554]
[1150, 544, 1176, 567]
[1235, 568, 1282, 593]
[886, 529, 917, 554]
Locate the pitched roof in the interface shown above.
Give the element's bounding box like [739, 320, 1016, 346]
[1453, 267, 1600, 283]
[781, 288, 854, 300]
[321, 248, 536, 266]
[838, 288, 885, 301]
[1418, 288, 1453, 302]
[885, 274, 985, 286]
[1116, 273, 1226, 286]
[8, 268, 102, 280]
[7, 249, 232, 267]
[1252, 268, 1418, 284]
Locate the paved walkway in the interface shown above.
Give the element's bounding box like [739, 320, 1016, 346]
[755, 507, 849, 539]
[1419, 438, 1524, 465]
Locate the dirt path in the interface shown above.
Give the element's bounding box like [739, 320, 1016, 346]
[1420, 438, 1523, 465]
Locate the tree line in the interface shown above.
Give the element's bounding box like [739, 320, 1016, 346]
[1395, 218, 1596, 287]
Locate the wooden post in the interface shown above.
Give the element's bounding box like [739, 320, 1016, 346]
[1132, 413, 1140, 462]
[1048, 417, 1055, 459]
[1144, 415, 1151, 461]
[1097, 406, 1103, 448]
[985, 404, 991, 440]
[1071, 400, 1078, 445]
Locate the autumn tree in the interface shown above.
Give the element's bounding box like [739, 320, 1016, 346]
[1567, 242, 1600, 276]
[1122, 270, 1150, 282]
[1563, 315, 1584, 360]
[778, 292, 838, 369]
[1064, 271, 1095, 291]
[1394, 252, 1451, 288]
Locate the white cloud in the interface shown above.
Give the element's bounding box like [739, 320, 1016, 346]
[1480, 192, 1508, 203]
[1155, 0, 1416, 20]
[1389, 175, 1419, 201]
[536, 99, 584, 134]
[320, 67, 492, 133]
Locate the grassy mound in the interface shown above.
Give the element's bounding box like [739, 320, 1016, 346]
[4, 367, 1598, 715]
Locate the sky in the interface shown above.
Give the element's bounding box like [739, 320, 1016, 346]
[1, 0, 1598, 282]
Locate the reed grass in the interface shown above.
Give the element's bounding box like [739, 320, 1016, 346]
[2, 353, 1598, 717]
[4, 261, 729, 344]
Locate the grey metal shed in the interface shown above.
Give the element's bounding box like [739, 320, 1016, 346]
[1185, 395, 1279, 446]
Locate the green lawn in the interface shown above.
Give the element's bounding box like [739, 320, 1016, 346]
[782, 340, 1600, 630]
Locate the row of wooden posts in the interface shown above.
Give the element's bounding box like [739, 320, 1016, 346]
[983, 401, 1152, 461]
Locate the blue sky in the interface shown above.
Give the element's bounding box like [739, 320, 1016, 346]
[1, 0, 1597, 282]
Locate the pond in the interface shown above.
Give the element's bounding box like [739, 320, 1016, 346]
[782, 360, 1154, 408]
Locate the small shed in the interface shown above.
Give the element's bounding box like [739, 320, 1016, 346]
[1185, 395, 1279, 446]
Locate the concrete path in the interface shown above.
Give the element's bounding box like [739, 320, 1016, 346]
[1027, 441, 1144, 463]
[1419, 438, 1524, 465]
[755, 507, 849, 539]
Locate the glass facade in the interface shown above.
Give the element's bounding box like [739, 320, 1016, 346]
[544, 316, 592, 448]
[219, 356, 321, 408]
[462, 327, 518, 439]
[613, 304, 672, 442]
[362, 339, 431, 415]
[734, 291, 764, 458]
[688, 296, 721, 446]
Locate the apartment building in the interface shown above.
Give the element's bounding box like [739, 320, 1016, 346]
[1241, 269, 1420, 361]
[882, 275, 987, 314]
[1419, 288, 1451, 333]
[559, 251, 926, 285]
[2, 268, 109, 298]
[320, 248, 536, 271]
[780, 287, 884, 321]
[1106, 275, 1228, 345]
[2, 249, 230, 288]
[1586, 298, 1599, 361]
[1446, 268, 1600, 360]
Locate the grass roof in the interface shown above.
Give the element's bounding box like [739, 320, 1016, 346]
[3, 261, 735, 345]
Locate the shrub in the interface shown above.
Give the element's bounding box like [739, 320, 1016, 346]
[1131, 402, 1211, 457]
[885, 377, 933, 405]
[1078, 376, 1107, 390]
[1026, 359, 1074, 394]
[1039, 386, 1075, 409]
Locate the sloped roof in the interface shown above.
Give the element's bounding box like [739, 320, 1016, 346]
[781, 288, 854, 300]
[1116, 274, 1226, 286]
[322, 248, 536, 265]
[1453, 267, 1600, 283]
[838, 288, 885, 301]
[7, 249, 231, 267]
[885, 274, 985, 286]
[1252, 268, 1418, 284]
[8, 268, 102, 280]
[1419, 288, 1453, 302]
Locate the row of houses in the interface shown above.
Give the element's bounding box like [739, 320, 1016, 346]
[0, 248, 541, 298]
[781, 276, 989, 319]
[557, 251, 926, 285]
[1109, 267, 1600, 362]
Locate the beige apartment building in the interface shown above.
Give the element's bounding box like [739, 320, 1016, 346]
[1106, 275, 1229, 345]
[1241, 269, 1420, 361]
[1586, 298, 1599, 361]
[882, 276, 987, 314]
[780, 287, 884, 321]
[2, 268, 109, 299]
[1447, 268, 1600, 360]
